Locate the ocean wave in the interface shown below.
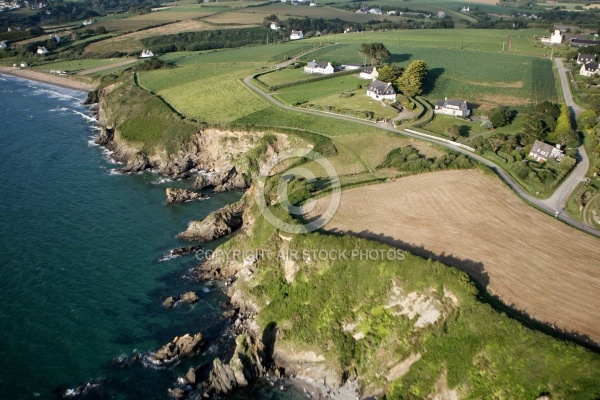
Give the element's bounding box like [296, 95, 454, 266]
[87, 139, 99, 147]
[109, 169, 124, 175]
[32, 87, 80, 102]
[71, 109, 97, 123]
[152, 177, 172, 185]
[158, 253, 179, 262]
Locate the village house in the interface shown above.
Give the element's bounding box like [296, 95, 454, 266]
[360, 66, 378, 80]
[82, 19, 93, 26]
[355, 6, 369, 13]
[461, 6, 470, 12]
[304, 60, 334, 75]
[541, 29, 563, 44]
[570, 38, 600, 47]
[580, 61, 599, 77]
[270, 22, 280, 30]
[140, 49, 154, 58]
[290, 30, 303, 40]
[37, 46, 49, 55]
[369, 8, 383, 14]
[576, 53, 596, 64]
[434, 98, 470, 117]
[366, 80, 396, 101]
[528, 140, 564, 162]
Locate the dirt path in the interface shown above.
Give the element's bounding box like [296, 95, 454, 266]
[77, 58, 138, 75]
[305, 169, 600, 345]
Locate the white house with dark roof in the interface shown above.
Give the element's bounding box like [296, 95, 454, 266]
[434, 98, 470, 117]
[140, 49, 154, 58]
[290, 30, 303, 40]
[360, 66, 378, 80]
[369, 8, 383, 14]
[580, 61, 599, 77]
[528, 140, 564, 163]
[576, 53, 596, 65]
[366, 80, 396, 101]
[37, 46, 49, 55]
[304, 60, 334, 74]
[541, 29, 563, 44]
[270, 22, 280, 30]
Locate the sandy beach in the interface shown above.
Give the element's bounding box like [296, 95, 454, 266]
[0, 67, 95, 91]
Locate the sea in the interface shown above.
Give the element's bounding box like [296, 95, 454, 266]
[0, 75, 305, 400]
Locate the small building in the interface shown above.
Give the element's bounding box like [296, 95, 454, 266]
[355, 6, 369, 13]
[37, 46, 49, 55]
[528, 140, 564, 163]
[386, 10, 397, 15]
[580, 61, 599, 77]
[341, 64, 361, 71]
[360, 66, 378, 80]
[309, 1, 316, 6]
[541, 29, 563, 44]
[570, 38, 600, 47]
[82, 19, 93, 26]
[290, 30, 303, 40]
[461, 6, 470, 12]
[270, 22, 280, 30]
[0, 41, 7, 50]
[576, 53, 596, 64]
[366, 80, 396, 101]
[369, 8, 383, 14]
[20, 62, 28, 68]
[140, 49, 154, 58]
[304, 60, 334, 74]
[434, 98, 470, 117]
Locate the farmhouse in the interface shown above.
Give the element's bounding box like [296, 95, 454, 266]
[528, 140, 564, 162]
[360, 67, 378, 80]
[580, 61, 599, 77]
[366, 80, 396, 101]
[290, 30, 304, 40]
[140, 49, 154, 58]
[0, 41, 7, 50]
[36, 46, 49, 55]
[82, 19, 93, 26]
[541, 29, 563, 44]
[576, 53, 596, 65]
[434, 98, 470, 117]
[304, 60, 334, 75]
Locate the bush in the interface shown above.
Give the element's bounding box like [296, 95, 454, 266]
[488, 106, 515, 128]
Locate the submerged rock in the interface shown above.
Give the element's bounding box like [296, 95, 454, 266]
[149, 333, 204, 364]
[165, 188, 208, 205]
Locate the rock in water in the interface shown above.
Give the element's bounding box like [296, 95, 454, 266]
[165, 188, 207, 206]
[162, 296, 176, 308]
[150, 333, 204, 364]
[180, 291, 199, 304]
[176, 203, 243, 242]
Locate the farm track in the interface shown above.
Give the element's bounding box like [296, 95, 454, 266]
[304, 170, 600, 346]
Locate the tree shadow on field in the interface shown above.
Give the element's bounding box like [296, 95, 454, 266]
[387, 53, 412, 63]
[422, 67, 445, 96]
[324, 228, 600, 353]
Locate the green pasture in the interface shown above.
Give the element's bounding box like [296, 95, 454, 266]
[32, 58, 120, 72]
[274, 74, 365, 104]
[424, 114, 489, 138]
[309, 90, 399, 120]
[256, 67, 309, 86]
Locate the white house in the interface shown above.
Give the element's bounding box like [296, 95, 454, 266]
[270, 22, 280, 30]
[140, 49, 154, 58]
[37, 46, 49, 55]
[576, 53, 596, 65]
[360, 66, 378, 80]
[309, 1, 316, 6]
[290, 30, 303, 40]
[304, 60, 334, 74]
[528, 140, 564, 162]
[542, 29, 563, 44]
[366, 80, 396, 101]
[580, 61, 599, 77]
[369, 8, 383, 14]
[434, 98, 470, 117]
[461, 6, 470, 12]
[82, 19, 93, 26]
[0, 41, 7, 50]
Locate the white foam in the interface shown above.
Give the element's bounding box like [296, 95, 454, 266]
[158, 253, 179, 262]
[109, 169, 124, 175]
[152, 177, 172, 185]
[72, 109, 97, 123]
[87, 139, 99, 147]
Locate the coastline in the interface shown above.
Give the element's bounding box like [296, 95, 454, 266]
[0, 67, 95, 91]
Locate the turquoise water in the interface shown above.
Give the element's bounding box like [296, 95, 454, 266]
[0, 75, 304, 399]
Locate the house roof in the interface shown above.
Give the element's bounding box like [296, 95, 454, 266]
[577, 53, 596, 61]
[307, 60, 330, 69]
[291, 30, 302, 35]
[529, 140, 563, 160]
[361, 67, 375, 74]
[583, 61, 599, 72]
[436, 98, 467, 109]
[367, 80, 395, 95]
[570, 38, 600, 47]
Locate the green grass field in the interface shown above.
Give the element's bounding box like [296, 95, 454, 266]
[32, 58, 122, 73]
[274, 74, 365, 104]
[139, 64, 269, 123]
[256, 67, 309, 86]
[309, 90, 399, 120]
[424, 114, 489, 138]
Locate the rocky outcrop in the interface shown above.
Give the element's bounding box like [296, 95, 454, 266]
[148, 333, 204, 364]
[193, 167, 248, 192]
[176, 202, 244, 242]
[124, 152, 150, 173]
[162, 291, 200, 308]
[165, 188, 207, 205]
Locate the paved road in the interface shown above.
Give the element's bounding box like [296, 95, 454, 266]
[537, 58, 590, 212]
[243, 56, 600, 237]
